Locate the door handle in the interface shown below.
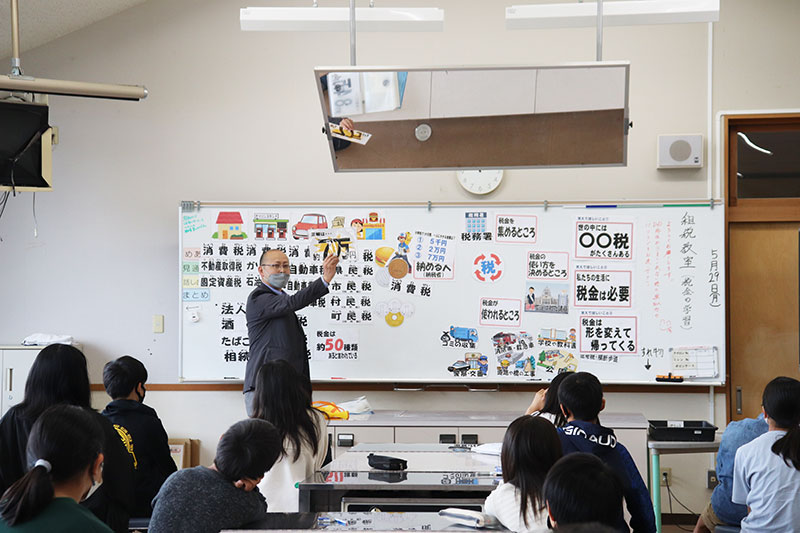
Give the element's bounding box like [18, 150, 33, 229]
[736, 386, 742, 415]
[6, 368, 11, 392]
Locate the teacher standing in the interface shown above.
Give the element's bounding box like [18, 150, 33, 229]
[244, 249, 339, 416]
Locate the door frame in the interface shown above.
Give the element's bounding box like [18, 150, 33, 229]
[724, 112, 800, 421]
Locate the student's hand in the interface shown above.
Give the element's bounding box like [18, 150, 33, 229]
[234, 477, 262, 492]
[525, 388, 547, 415]
[340, 118, 355, 131]
[323, 253, 340, 283]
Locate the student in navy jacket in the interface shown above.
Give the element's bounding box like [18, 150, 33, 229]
[556, 372, 656, 533]
[102, 356, 176, 517]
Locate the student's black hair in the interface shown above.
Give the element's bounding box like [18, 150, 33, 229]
[543, 452, 624, 528]
[252, 360, 323, 461]
[214, 419, 282, 482]
[557, 371, 603, 422]
[501, 415, 563, 526]
[17, 344, 91, 419]
[540, 371, 574, 428]
[762, 376, 800, 470]
[0, 405, 104, 526]
[102, 355, 148, 400]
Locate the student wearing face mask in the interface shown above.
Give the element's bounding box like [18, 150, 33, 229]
[0, 344, 134, 533]
[243, 249, 339, 416]
[0, 405, 112, 532]
[101, 356, 176, 518]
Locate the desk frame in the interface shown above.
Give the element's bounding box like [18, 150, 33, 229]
[648, 439, 720, 533]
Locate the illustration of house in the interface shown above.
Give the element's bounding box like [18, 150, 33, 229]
[253, 213, 288, 240]
[215, 211, 246, 239]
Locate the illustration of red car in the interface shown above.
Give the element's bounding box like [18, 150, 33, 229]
[292, 213, 328, 239]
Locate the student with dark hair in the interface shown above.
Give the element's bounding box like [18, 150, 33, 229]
[0, 405, 110, 531]
[732, 376, 800, 532]
[557, 372, 655, 533]
[484, 416, 562, 532]
[0, 344, 134, 533]
[149, 419, 282, 533]
[543, 453, 624, 530]
[101, 356, 176, 517]
[252, 360, 328, 511]
[525, 371, 573, 427]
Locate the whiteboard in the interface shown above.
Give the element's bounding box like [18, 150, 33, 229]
[179, 203, 725, 385]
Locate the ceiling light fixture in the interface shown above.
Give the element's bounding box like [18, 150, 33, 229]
[240, 6, 444, 32]
[506, 0, 719, 29]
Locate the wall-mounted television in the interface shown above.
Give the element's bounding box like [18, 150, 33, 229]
[0, 100, 53, 191]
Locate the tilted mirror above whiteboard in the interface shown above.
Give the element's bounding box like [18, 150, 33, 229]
[315, 62, 630, 172]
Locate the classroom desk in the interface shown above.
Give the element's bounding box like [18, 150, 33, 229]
[327, 411, 649, 481]
[648, 439, 720, 533]
[230, 511, 507, 531]
[298, 444, 501, 512]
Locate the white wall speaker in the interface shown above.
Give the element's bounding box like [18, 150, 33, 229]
[657, 134, 703, 169]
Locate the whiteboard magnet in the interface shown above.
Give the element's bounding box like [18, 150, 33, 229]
[190, 311, 200, 323]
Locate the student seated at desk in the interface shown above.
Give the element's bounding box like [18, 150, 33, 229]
[731, 377, 800, 533]
[694, 410, 767, 532]
[543, 453, 624, 531]
[101, 356, 176, 518]
[484, 416, 562, 532]
[149, 419, 281, 533]
[556, 372, 655, 533]
[0, 344, 134, 533]
[525, 371, 573, 427]
[0, 405, 112, 532]
[251, 360, 328, 512]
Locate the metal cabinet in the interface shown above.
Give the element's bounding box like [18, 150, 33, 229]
[0, 346, 42, 417]
[332, 426, 394, 458]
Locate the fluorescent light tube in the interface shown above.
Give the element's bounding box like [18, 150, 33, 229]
[506, 0, 719, 29]
[240, 7, 444, 32]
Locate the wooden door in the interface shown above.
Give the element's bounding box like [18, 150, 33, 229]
[729, 222, 800, 419]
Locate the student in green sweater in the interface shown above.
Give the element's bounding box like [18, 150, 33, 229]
[0, 404, 112, 532]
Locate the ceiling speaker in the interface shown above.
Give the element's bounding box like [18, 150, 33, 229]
[657, 134, 703, 169]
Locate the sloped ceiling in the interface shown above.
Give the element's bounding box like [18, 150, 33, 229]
[0, 0, 147, 62]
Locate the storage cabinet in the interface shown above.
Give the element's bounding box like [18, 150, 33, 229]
[0, 346, 43, 417]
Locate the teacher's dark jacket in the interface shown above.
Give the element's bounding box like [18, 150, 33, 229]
[244, 277, 329, 393]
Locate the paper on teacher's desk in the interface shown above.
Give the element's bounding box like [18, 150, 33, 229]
[337, 395, 373, 415]
[329, 122, 372, 145]
[22, 333, 74, 346]
[471, 442, 502, 456]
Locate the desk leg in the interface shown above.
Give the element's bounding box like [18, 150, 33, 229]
[651, 451, 661, 533]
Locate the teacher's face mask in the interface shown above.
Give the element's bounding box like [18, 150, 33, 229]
[267, 272, 290, 289]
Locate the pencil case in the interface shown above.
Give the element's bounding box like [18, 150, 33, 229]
[367, 453, 407, 470]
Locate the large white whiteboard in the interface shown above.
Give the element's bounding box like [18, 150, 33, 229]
[179, 203, 725, 385]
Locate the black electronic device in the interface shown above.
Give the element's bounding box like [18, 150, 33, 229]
[0, 100, 53, 191]
[367, 453, 407, 471]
